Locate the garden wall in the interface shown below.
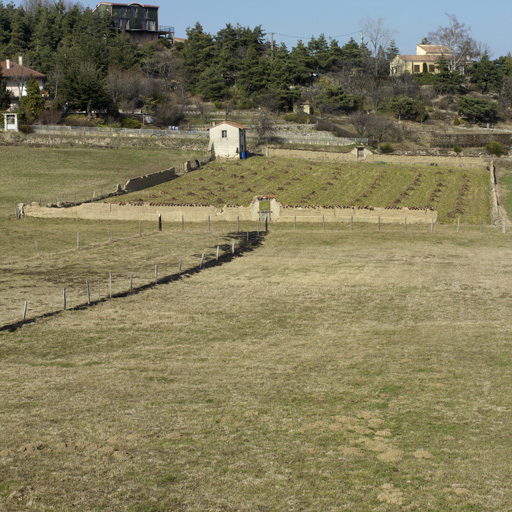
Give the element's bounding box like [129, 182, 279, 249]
[266, 147, 486, 168]
[23, 200, 436, 225]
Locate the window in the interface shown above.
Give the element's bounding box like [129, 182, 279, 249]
[144, 8, 149, 18]
[221, 130, 228, 138]
[429, 64, 435, 73]
[121, 7, 127, 16]
[146, 20, 156, 31]
[413, 65, 420, 73]
[132, 7, 138, 17]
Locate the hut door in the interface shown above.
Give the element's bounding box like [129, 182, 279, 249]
[258, 199, 271, 222]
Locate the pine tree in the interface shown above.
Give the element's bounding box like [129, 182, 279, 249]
[0, 75, 12, 110]
[19, 75, 45, 123]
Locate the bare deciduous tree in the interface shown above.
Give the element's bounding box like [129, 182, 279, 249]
[428, 14, 475, 73]
[358, 16, 397, 76]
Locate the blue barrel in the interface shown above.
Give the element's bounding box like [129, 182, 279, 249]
[240, 151, 246, 159]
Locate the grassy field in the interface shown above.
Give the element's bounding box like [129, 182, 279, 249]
[0, 146, 201, 217]
[1, 223, 512, 511]
[0, 217, 248, 327]
[114, 156, 490, 224]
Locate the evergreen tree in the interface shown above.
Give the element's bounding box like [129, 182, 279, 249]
[468, 52, 499, 93]
[0, 75, 11, 110]
[181, 22, 215, 90]
[288, 40, 313, 85]
[19, 75, 45, 122]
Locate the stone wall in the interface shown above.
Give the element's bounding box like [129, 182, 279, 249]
[266, 147, 487, 168]
[123, 168, 176, 193]
[24, 200, 436, 225]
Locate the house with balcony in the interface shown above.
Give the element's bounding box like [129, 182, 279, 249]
[93, 2, 174, 45]
[0, 57, 45, 109]
[390, 44, 453, 76]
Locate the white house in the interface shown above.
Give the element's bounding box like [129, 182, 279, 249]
[208, 121, 248, 159]
[1, 57, 45, 108]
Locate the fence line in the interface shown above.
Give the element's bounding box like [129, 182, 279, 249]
[2, 230, 262, 332]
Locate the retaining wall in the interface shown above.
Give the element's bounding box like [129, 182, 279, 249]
[23, 201, 437, 225]
[266, 147, 487, 168]
[123, 168, 176, 193]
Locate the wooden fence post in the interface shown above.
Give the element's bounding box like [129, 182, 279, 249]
[139, 220, 142, 236]
[23, 301, 28, 321]
[232, 239, 235, 254]
[109, 271, 112, 298]
[158, 214, 162, 232]
[216, 246, 220, 261]
[86, 280, 90, 305]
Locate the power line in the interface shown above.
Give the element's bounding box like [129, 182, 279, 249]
[271, 30, 360, 41]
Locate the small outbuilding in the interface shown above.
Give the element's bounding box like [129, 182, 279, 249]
[208, 121, 248, 159]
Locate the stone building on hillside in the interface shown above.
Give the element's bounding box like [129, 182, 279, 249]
[208, 121, 248, 159]
[390, 44, 452, 76]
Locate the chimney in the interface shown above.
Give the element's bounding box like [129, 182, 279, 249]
[6, 59, 10, 70]
[18, 56, 23, 66]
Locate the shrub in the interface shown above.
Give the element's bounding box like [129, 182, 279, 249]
[453, 145, 463, 154]
[283, 113, 298, 123]
[379, 143, 393, 154]
[453, 118, 461, 126]
[121, 117, 141, 129]
[19, 124, 33, 134]
[485, 141, 502, 157]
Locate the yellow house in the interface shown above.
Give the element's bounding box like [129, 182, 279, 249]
[390, 44, 452, 75]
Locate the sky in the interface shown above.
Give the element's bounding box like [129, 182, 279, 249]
[15, 0, 512, 57]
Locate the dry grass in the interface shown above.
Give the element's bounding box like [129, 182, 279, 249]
[114, 156, 491, 224]
[1, 224, 511, 511]
[0, 146, 200, 217]
[0, 217, 250, 326]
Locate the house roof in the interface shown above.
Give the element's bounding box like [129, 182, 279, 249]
[395, 55, 443, 63]
[93, 2, 159, 10]
[208, 121, 248, 130]
[417, 44, 452, 54]
[0, 60, 45, 78]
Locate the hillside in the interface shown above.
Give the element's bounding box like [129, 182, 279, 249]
[114, 156, 490, 224]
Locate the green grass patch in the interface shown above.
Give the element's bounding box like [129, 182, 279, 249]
[0, 146, 201, 217]
[113, 156, 490, 223]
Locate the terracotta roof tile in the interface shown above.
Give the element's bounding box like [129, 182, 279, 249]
[417, 44, 452, 54]
[1, 60, 45, 78]
[395, 55, 443, 62]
